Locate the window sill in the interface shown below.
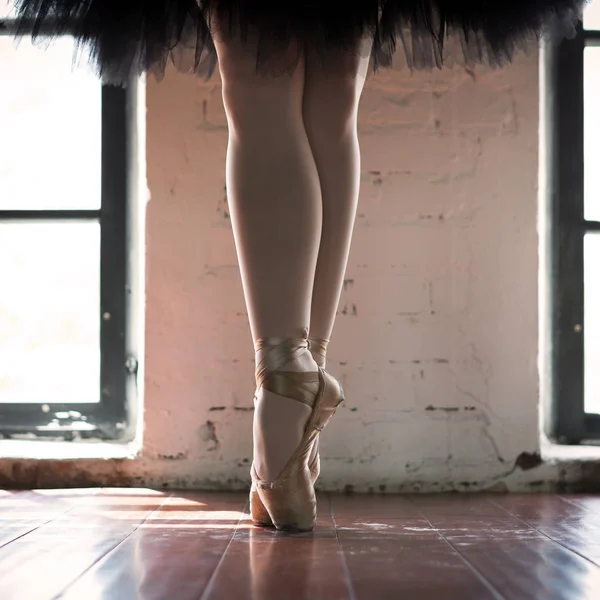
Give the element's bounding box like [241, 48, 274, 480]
[541, 439, 600, 462]
[1, 440, 599, 463]
[0, 439, 139, 460]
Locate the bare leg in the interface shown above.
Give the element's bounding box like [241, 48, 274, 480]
[211, 22, 321, 481]
[304, 40, 372, 365]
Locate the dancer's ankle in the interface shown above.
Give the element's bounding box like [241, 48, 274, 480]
[254, 329, 319, 381]
[308, 336, 329, 369]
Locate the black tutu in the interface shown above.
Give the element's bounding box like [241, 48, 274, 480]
[9, 0, 588, 85]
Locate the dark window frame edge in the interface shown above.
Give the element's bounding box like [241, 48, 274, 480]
[0, 20, 139, 442]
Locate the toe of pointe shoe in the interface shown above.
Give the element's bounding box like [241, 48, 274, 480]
[254, 463, 317, 532]
[250, 482, 273, 527]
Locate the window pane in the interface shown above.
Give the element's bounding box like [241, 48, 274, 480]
[0, 222, 100, 404]
[585, 234, 600, 414]
[584, 47, 600, 222]
[0, 1, 15, 17]
[0, 36, 101, 210]
[585, 2, 600, 30]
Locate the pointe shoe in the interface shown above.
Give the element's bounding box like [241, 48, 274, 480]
[250, 331, 343, 532]
[306, 336, 330, 481]
[250, 336, 330, 526]
[250, 449, 321, 527]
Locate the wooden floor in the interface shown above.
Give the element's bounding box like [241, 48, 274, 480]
[1, 490, 600, 599]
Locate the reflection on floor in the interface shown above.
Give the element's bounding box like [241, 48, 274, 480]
[0, 489, 599, 599]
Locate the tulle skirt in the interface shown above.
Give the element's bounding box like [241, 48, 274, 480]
[9, 0, 588, 85]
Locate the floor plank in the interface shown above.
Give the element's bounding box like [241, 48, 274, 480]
[331, 494, 501, 600]
[202, 495, 350, 600]
[59, 492, 247, 600]
[0, 488, 167, 600]
[0, 488, 102, 549]
[492, 495, 600, 567]
[415, 495, 600, 600]
[562, 494, 600, 516]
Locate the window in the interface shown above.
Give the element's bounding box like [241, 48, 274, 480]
[0, 5, 137, 442]
[548, 5, 600, 443]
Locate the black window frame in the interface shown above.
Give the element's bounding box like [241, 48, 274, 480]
[0, 16, 136, 441]
[548, 22, 600, 443]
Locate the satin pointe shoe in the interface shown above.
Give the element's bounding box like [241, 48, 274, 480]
[251, 335, 331, 526]
[305, 336, 330, 482]
[249, 331, 343, 532]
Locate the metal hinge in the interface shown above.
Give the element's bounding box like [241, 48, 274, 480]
[125, 355, 138, 376]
